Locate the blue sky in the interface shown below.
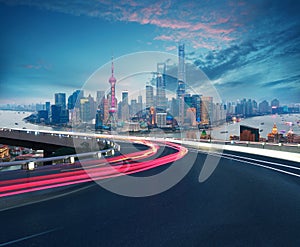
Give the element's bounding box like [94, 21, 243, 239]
[0, 0, 299, 104]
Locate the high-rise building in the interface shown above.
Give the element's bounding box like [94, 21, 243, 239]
[177, 43, 186, 98]
[156, 113, 167, 128]
[192, 95, 201, 123]
[201, 96, 213, 125]
[45, 101, 51, 113]
[245, 99, 253, 116]
[55, 93, 66, 109]
[96, 91, 105, 107]
[177, 43, 186, 125]
[80, 98, 91, 122]
[130, 99, 138, 117]
[121, 91, 129, 121]
[146, 85, 154, 108]
[51, 105, 61, 124]
[259, 100, 270, 114]
[122, 91, 129, 104]
[68, 90, 83, 110]
[156, 63, 167, 110]
[271, 98, 280, 107]
[138, 95, 143, 112]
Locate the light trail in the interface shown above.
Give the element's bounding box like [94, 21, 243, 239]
[0, 141, 187, 198]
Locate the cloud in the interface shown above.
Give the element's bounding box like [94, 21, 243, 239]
[1, 0, 241, 50]
[1, 0, 299, 103]
[21, 62, 52, 70]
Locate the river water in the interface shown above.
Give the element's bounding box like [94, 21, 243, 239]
[1, 110, 300, 141]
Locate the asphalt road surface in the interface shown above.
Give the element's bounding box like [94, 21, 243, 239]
[1, 145, 300, 246]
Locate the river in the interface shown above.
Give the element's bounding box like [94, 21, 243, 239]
[1, 110, 299, 141]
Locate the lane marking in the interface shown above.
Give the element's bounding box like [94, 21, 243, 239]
[0, 228, 61, 246]
[189, 148, 300, 178]
[0, 184, 94, 212]
[190, 148, 300, 172]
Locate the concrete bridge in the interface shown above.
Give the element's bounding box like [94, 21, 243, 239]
[0, 128, 111, 157]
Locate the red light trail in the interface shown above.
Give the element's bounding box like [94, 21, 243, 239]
[0, 141, 187, 198]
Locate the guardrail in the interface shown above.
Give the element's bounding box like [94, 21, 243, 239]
[174, 138, 300, 154]
[0, 135, 121, 171]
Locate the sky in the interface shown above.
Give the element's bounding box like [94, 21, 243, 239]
[0, 0, 299, 105]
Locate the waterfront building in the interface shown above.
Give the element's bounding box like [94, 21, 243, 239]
[37, 110, 49, 123]
[267, 123, 282, 143]
[271, 98, 280, 107]
[240, 125, 259, 142]
[259, 100, 270, 114]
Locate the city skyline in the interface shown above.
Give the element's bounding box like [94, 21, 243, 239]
[0, 0, 299, 104]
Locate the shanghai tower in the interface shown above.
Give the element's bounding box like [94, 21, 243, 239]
[177, 43, 186, 124]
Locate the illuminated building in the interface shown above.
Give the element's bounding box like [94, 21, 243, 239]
[267, 123, 282, 143]
[286, 129, 295, 143]
[201, 96, 213, 125]
[240, 125, 259, 142]
[0, 145, 9, 160]
[149, 106, 156, 127]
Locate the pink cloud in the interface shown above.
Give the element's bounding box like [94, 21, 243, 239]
[165, 45, 177, 51]
[154, 35, 174, 41]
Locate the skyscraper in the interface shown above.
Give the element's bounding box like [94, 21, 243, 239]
[177, 43, 186, 125]
[55, 93, 66, 109]
[146, 84, 154, 108]
[122, 91, 129, 104]
[121, 91, 129, 121]
[201, 96, 213, 125]
[68, 90, 83, 110]
[138, 95, 143, 113]
[96, 90, 105, 107]
[156, 62, 167, 110]
[177, 43, 186, 98]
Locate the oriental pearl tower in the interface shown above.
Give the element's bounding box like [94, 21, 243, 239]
[107, 57, 117, 130]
